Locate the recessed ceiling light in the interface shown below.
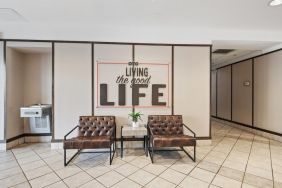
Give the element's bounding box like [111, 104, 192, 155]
[269, 0, 282, 6]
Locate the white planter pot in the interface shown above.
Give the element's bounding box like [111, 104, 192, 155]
[132, 122, 139, 127]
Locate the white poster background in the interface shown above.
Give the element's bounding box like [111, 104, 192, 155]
[96, 62, 170, 108]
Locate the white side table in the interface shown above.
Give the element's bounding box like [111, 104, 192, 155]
[120, 125, 148, 158]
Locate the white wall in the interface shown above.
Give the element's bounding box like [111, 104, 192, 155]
[134, 45, 172, 123]
[211, 70, 217, 117]
[23, 53, 52, 133]
[0, 42, 5, 140]
[94, 44, 133, 138]
[232, 60, 252, 125]
[254, 50, 282, 133]
[217, 66, 231, 120]
[6, 48, 25, 139]
[174, 46, 210, 137]
[23, 53, 52, 106]
[54, 43, 92, 139]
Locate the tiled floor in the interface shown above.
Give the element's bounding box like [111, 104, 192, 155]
[1, 121, 282, 188]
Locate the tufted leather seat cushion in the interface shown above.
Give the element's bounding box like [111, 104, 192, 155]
[64, 116, 116, 150]
[148, 115, 183, 135]
[78, 116, 115, 137]
[64, 136, 111, 149]
[148, 115, 195, 147]
[152, 135, 196, 147]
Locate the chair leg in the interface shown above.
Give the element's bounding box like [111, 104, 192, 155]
[110, 145, 112, 165]
[109, 142, 116, 165]
[148, 140, 154, 163]
[194, 145, 196, 162]
[64, 149, 80, 166]
[181, 146, 196, 162]
[64, 149, 66, 166]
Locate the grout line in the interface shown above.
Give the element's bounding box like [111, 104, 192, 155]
[10, 149, 33, 188]
[269, 140, 275, 188]
[240, 130, 255, 188]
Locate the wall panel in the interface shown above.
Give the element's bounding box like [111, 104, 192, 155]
[254, 51, 282, 133]
[94, 44, 132, 138]
[232, 60, 252, 125]
[54, 43, 92, 139]
[174, 46, 210, 137]
[0, 42, 4, 140]
[134, 45, 172, 124]
[6, 47, 25, 139]
[217, 66, 231, 120]
[211, 70, 217, 116]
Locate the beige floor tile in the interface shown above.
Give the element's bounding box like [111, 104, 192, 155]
[179, 176, 209, 188]
[128, 169, 156, 186]
[14, 151, 37, 160]
[203, 155, 225, 166]
[21, 160, 46, 172]
[86, 165, 111, 178]
[112, 178, 141, 188]
[24, 165, 53, 180]
[45, 181, 68, 188]
[274, 171, 282, 183]
[37, 151, 60, 159]
[241, 183, 259, 188]
[170, 162, 195, 174]
[243, 173, 273, 188]
[63, 171, 93, 188]
[114, 163, 139, 176]
[104, 158, 126, 169]
[29, 172, 60, 188]
[274, 181, 282, 188]
[218, 166, 244, 182]
[79, 179, 105, 188]
[0, 173, 27, 187]
[197, 161, 220, 173]
[246, 164, 273, 180]
[273, 164, 282, 174]
[248, 159, 272, 171]
[17, 155, 41, 165]
[55, 165, 82, 179]
[43, 155, 63, 165]
[10, 181, 31, 188]
[190, 167, 216, 183]
[129, 156, 151, 168]
[222, 159, 246, 172]
[143, 163, 167, 175]
[0, 160, 19, 171]
[96, 171, 125, 187]
[145, 177, 176, 188]
[0, 166, 22, 180]
[159, 168, 186, 185]
[212, 174, 241, 188]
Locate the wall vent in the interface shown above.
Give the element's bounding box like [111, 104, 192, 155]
[213, 49, 235, 54]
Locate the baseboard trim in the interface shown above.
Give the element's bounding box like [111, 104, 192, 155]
[6, 133, 52, 143]
[212, 117, 282, 142]
[212, 116, 282, 137]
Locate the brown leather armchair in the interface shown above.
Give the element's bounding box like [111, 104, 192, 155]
[147, 115, 196, 163]
[63, 116, 116, 166]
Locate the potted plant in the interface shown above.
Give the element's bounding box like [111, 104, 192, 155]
[128, 111, 143, 127]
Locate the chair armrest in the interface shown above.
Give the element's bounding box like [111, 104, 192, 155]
[183, 124, 196, 138]
[111, 124, 116, 141]
[64, 125, 79, 140]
